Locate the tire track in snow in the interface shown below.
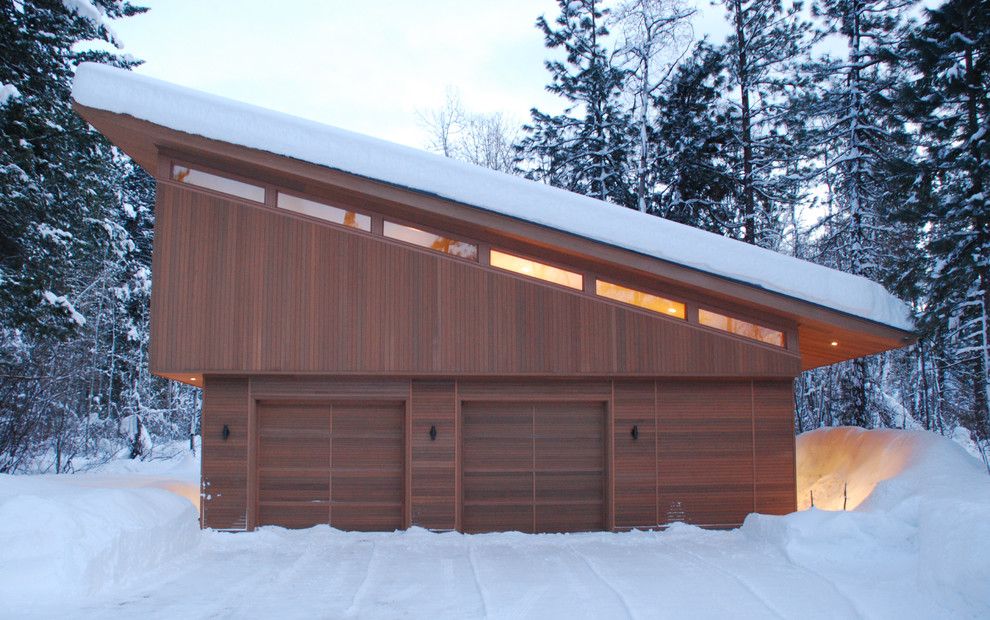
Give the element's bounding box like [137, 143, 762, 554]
[771, 550, 866, 619]
[565, 542, 635, 620]
[466, 540, 490, 618]
[676, 544, 787, 619]
[344, 539, 379, 616]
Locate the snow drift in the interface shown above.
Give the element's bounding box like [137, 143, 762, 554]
[0, 449, 200, 606]
[2, 428, 987, 618]
[747, 427, 990, 615]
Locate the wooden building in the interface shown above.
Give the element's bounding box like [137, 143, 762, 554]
[72, 64, 915, 533]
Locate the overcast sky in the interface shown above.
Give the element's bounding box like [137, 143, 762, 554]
[110, 1, 730, 149]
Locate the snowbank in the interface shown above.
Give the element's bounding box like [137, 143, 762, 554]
[3, 429, 988, 617]
[746, 427, 990, 615]
[0, 449, 200, 605]
[71, 62, 913, 332]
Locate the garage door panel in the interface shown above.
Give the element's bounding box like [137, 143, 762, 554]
[259, 469, 330, 502]
[534, 437, 602, 471]
[333, 437, 403, 469]
[332, 470, 403, 504]
[535, 403, 602, 431]
[461, 400, 605, 534]
[536, 504, 602, 533]
[332, 504, 403, 532]
[257, 400, 404, 531]
[463, 503, 534, 534]
[463, 471, 532, 503]
[258, 403, 330, 432]
[535, 472, 603, 503]
[259, 437, 330, 469]
[461, 439, 531, 471]
[462, 402, 531, 437]
[258, 502, 329, 529]
[332, 402, 404, 436]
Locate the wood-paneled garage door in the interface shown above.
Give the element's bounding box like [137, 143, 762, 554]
[461, 401, 605, 533]
[256, 400, 404, 531]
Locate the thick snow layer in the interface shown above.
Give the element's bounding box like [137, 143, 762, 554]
[3, 428, 989, 618]
[71, 63, 914, 332]
[0, 480, 197, 606]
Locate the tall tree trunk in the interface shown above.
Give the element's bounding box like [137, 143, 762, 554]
[733, 0, 756, 244]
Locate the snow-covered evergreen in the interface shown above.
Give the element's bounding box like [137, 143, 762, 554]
[517, 0, 635, 207]
[897, 0, 990, 443]
[0, 1, 198, 472]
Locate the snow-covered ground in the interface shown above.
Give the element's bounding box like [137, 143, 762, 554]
[2, 429, 988, 619]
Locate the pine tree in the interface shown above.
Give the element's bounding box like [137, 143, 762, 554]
[1, 0, 142, 337]
[719, 0, 816, 245]
[794, 0, 920, 429]
[517, 0, 634, 207]
[1, 1, 200, 470]
[899, 0, 990, 439]
[649, 42, 739, 233]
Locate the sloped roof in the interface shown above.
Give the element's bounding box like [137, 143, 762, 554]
[71, 62, 914, 332]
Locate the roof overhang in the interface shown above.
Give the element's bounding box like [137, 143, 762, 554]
[73, 100, 915, 370]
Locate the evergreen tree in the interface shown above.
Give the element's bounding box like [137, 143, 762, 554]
[0, 0, 141, 337]
[719, 0, 816, 245]
[649, 42, 739, 233]
[795, 0, 920, 429]
[0, 1, 200, 471]
[517, 0, 634, 207]
[899, 0, 990, 439]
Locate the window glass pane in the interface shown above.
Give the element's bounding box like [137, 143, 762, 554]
[383, 221, 478, 260]
[698, 308, 784, 347]
[171, 165, 265, 203]
[277, 193, 371, 231]
[489, 250, 583, 290]
[596, 280, 685, 319]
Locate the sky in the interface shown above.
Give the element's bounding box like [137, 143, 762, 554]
[108, 0, 731, 150]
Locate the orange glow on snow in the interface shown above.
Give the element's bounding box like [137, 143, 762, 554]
[796, 427, 915, 511]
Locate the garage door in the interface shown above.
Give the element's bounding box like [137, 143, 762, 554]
[257, 401, 404, 530]
[461, 401, 605, 533]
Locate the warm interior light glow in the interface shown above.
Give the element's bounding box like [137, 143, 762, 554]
[189, 377, 197, 381]
[277, 193, 371, 231]
[383, 221, 478, 260]
[171, 165, 265, 203]
[489, 250, 583, 290]
[831, 341, 839, 347]
[595, 280, 686, 319]
[796, 427, 914, 511]
[698, 308, 785, 347]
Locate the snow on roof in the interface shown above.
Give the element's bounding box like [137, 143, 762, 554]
[72, 63, 914, 332]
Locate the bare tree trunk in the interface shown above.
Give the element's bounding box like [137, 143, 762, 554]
[733, 0, 756, 244]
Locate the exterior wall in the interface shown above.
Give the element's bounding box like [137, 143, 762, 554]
[200, 376, 249, 530]
[152, 184, 801, 378]
[200, 376, 796, 531]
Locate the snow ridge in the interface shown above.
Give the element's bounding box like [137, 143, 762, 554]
[71, 63, 914, 331]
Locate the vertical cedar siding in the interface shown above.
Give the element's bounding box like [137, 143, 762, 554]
[151, 184, 800, 378]
[200, 376, 249, 530]
[159, 155, 801, 532]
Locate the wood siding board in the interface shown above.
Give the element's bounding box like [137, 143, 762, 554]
[753, 380, 798, 515]
[657, 380, 756, 528]
[410, 381, 457, 530]
[612, 380, 658, 528]
[151, 185, 806, 379]
[201, 376, 250, 530]
[81, 105, 913, 369]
